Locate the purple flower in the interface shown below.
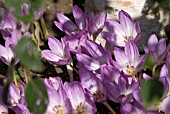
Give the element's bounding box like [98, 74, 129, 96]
[0, 38, 16, 65]
[139, 73, 170, 113]
[44, 77, 63, 92]
[54, 5, 87, 35]
[0, 99, 8, 114]
[143, 34, 169, 64]
[79, 67, 106, 102]
[63, 33, 89, 53]
[45, 84, 71, 114]
[8, 82, 26, 106]
[76, 40, 111, 72]
[88, 12, 107, 39]
[41, 37, 71, 65]
[0, 12, 29, 38]
[12, 104, 30, 114]
[120, 102, 161, 114]
[102, 10, 141, 47]
[113, 41, 146, 75]
[64, 82, 97, 114]
[101, 65, 139, 103]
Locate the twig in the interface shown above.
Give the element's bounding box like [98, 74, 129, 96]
[103, 101, 117, 114]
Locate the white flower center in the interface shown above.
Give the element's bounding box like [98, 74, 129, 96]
[126, 65, 135, 75]
[76, 102, 85, 114]
[92, 91, 105, 101]
[124, 36, 134, 42]
[53, 105, 64, 114]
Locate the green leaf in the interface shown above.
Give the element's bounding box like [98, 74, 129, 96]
[144, 55, 155, 69]
[5, 0, 45, 23]
[25, 77, 48, 114]
[141, 79, 164, 108]
[14, 36, 45, 72]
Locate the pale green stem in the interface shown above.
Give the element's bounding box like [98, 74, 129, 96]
[66, 64, 74, 82]
[13, 69, 17, 86]
[152, 64, 158, 76]
[69, 64, 79, 75]
[40, 17, 49, 40]
[24, 68, 28, 84]
[103, 101, 117, 114]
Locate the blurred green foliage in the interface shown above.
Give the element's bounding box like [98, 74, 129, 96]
[25, 77, 48, 114]
[14, 36, 45, 72]
[5, 0, 45, 23]
[141, 79, 164, 108]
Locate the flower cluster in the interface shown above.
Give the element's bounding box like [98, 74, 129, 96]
[0, 4, 170, 114]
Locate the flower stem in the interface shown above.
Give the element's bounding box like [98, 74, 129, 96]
[69, 63, 79, 75]
[103, 101, 117, 114]
[24, 68, 28, 84]
[152, 64, 158, 76]
[13, 70, 17, 86]
[40, 17, 49, 40]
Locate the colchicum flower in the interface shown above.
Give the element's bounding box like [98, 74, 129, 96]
[143, 34, 169, 64]
[54, 5, 87, 36]
[79, 67, 106, 102]
[64, 82, 97, 114]
[101, 65, 139, 103]
[113, 41, 146, 75]
[76, 40, 111, 72]
[88, 12, 107, 39]
[102, 10, 141, 47]
[0, 38, 16, 65]
[41, 37, 71, 65]
[137, 73, 170, 113]
[45, 84, 71, 114]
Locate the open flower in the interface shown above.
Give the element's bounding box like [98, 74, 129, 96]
[102, 65, 139, 104]
[41, 37, 71, 65]
[76, 40, 111, 72]
[54, 5, 87, 36]
[45, 84, 71, 114]
[0, 37, 17, 65]
[138, 73, 170, 113]
[102, 10, 141, 47]
[79, 67, 106, 102]
[113, 41, 146, 75]
[0, 99, 8, 114]
[64, 82, 96, 114]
